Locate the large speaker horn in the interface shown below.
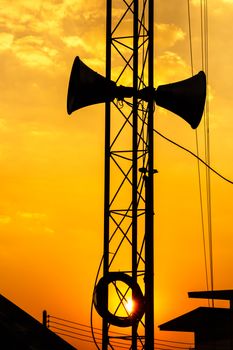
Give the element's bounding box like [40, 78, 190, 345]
[67, 57, 134, 115]
[67, 57, 116, 114]
[154, 71, 206, 129]
[67, 56, 206, 129]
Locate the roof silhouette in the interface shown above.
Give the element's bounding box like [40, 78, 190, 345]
[159, 290, 233, 350]
[0, 294, 77, 349]
[159, 306, 232, 332]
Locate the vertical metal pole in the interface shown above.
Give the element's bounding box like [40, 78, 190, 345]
[132, 1, 139, 349]
[42, 310, 47, 327]
[145, 0, 154, 349]
[103, 1, 112, 349]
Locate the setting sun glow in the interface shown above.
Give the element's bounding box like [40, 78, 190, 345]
[125, 299, 134, 314]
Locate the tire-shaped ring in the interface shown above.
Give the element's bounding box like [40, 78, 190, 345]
[94, 272, 145, 327]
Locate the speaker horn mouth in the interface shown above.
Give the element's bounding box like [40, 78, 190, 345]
[67, 56, 118, 114]
[154, 71, 206, 129]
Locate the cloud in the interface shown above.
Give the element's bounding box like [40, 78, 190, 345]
[15, 211, 55, 235]
[44, 227, 55, 234]
[62, 35, 92, 53]
[155, 51, 190, 84]
[0, 33, 14, 51]
[0, 215, 11, 225]
[0, 119, 8, 132]
[155, 23, 186, 49]
[17, 211, 47, 221]
[27, 225, 55, 235]
[12, 35, 58, 68]
[0, 0, 106, 72]
[0, 4, 61, 68]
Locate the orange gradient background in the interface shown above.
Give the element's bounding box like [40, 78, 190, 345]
[0, 0, 233, 349]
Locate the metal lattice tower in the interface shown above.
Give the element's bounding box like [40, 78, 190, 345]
[67, 2, 206, 349]
[67, 2, 206, 348]
[99, 0, 155, 349]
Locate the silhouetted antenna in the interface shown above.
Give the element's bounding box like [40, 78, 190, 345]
[66, 1, 206, 350]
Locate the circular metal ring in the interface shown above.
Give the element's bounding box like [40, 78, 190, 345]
[94, 272, 145, 327]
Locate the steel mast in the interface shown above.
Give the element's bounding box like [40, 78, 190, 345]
[102, 0, 154, 349]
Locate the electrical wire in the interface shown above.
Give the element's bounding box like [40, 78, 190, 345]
[203, 0, 215, 306]
[47, 314, 194, 349]
[200, 0, 215, 306]
[125, 100, 233, 185]
[187, 0, 194, 77]
[90, 255, 104, 350]
[187, 0, 210, 301]
[153, 127, 233, 185]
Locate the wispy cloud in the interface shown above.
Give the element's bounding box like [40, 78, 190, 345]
[155, 23, 186, 49]
[0, 119, 8, 132]
[0, 215, 11, 225]
[17, 211, 47, 221]
[222, 0, 233, 4]
[155, 51, 189, 84]
[62, 35, 92, 53]
[16, 211, 55, 235]
[0, 0, 106, 70]
[13, 35, 58, 68]
[0, 33, 14, 51]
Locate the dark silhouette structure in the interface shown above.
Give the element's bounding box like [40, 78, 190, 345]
[67, 13, 206, 350]
[159, 290, 233, 350]
[67, 1, 206, 349]
[67, 57, 206, 130]
[0, 294, 76, 350]
[67, 54, 206, 350]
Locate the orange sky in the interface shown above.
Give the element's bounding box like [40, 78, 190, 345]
[0, 1, 233, 349]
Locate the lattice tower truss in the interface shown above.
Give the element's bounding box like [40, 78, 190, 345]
[98, 0, 155, 349]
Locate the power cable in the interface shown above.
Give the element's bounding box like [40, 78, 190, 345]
[187, 0, 194, 76]
[153, 127, 233, 185]
[124, 99, 233, 184]
[201, 0, 215, 306]
[187, 0, 210, 299]
[90, 254, 103, 350]
[48, 314, 194, 348]
[204, 0, 215, 305]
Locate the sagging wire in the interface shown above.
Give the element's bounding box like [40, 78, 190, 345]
[48, 314, 194, 349]
[187, 0, 211, 302]
[153, 127, 233, 185]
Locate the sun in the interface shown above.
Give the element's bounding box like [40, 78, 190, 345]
[125, 298, 134, 313]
